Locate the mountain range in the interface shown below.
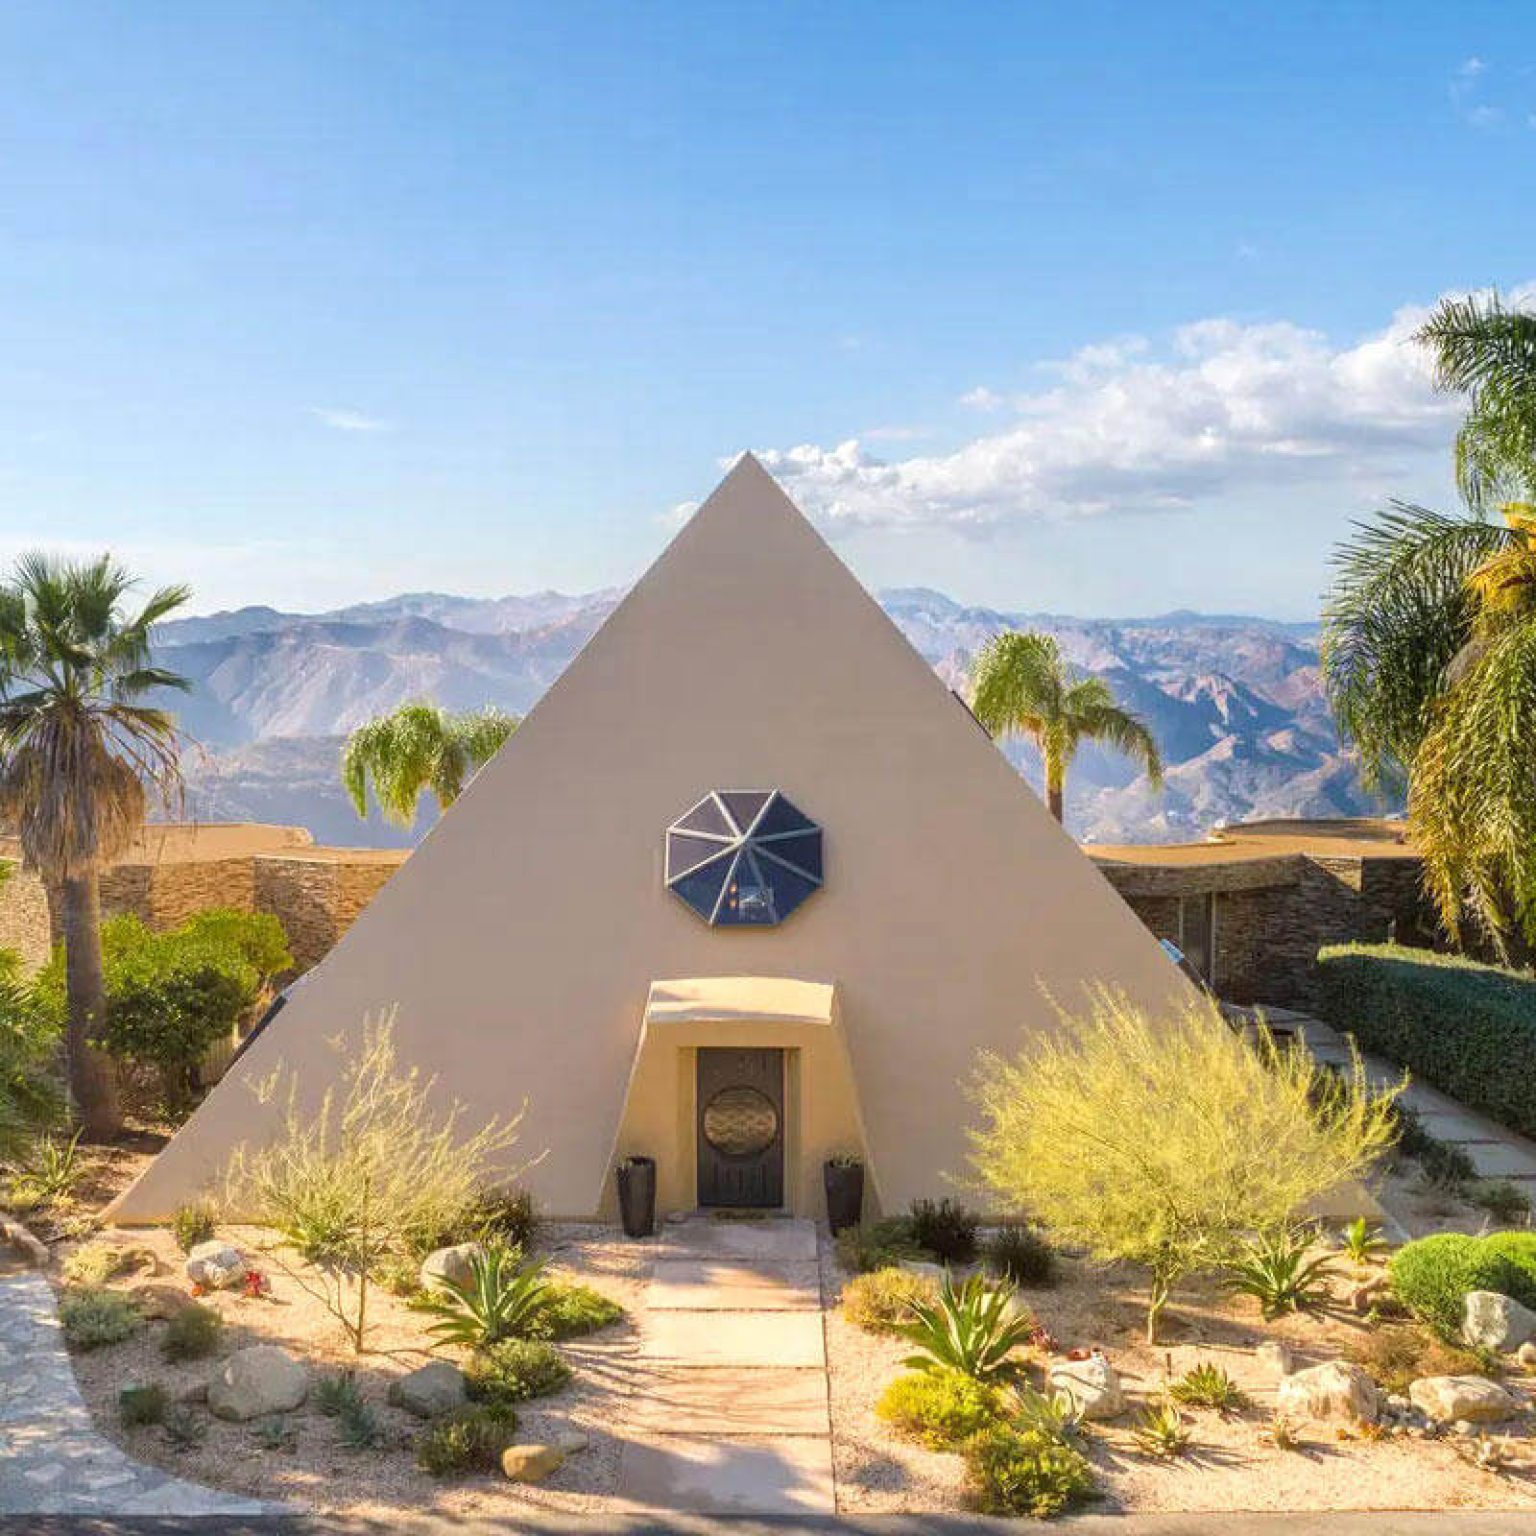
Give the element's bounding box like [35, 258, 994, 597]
[156, 586, 1395, 848]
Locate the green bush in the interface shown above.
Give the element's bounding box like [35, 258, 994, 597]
[171, 1200, 218, 1254]
[909, 1197, 979, 1264]
[160, 1302, 224, 1361]
[841, 1267, 939, 1333]
[464, 1339, 571, 1406]
[414, 1404, 519, 1476]
[962, 1421, 1096, 1518]
[60, 1287, 142, 1350]
[835, 1216, 924, 1274]
[1317, 944, 1536, 1138]
[0, 945, 63, 1161]
[532, 1282, 623, 1340]
[1389, 1231, 1536, 1334]
[983, 1225, 1057, 1287]
[876, 1369, 1002, 1448]
[118, 1382, 169, 1427]
[36, 911, 292, 1111]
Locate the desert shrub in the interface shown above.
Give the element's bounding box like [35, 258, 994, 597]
[1470, 1180, 1532, 1224]
[1317, 944, 1536, 1139]
[968, 989, 1400, 1341]
[225, 1011, 526, 1352]
[314, 1371, 364, 1417]
[160, 1302, 224, 1362]
[909, 1198, 980, 1264]
[1346, 1322, 1496, 1394]
[835, 1216, 924, 1274]
[118, 1382, 169, 1427]
[464, 1338, 571, 1406]
[876, 1368, 1003, 1448]
[415, 1403, 519, 1476]
[0, 949, 63, 1161]
[1169, 1362, 1249, 1412]
[842, 1267, 939, 1334]
[60, 1287, 142, 1350]
[1225, 1228, 1338, 1319]
[36, 912, 291, 1112]
[531, 1282, 623, 1340]
[477, 1188, 539, 1251]
[983, 1225, 1057, 1287]
[1390, 1231, 1536, 1335]
[171, 1200, 218, 1254]
[418, 1244, 550, 1348]
[62, 1241, 129, 1287]
[336, 1395, 384, 1451]
[6, 1128, 81, 1209]
[1132, 1397, 1193, 1458]
[896, 1272, 1035, 1383]
[962, 1421, 1095, 1518]
[162, 1402, 207, 1449]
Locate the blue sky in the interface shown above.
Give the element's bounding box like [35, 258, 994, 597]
[0, 1, 1531, 618]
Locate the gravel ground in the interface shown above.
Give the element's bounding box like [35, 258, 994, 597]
[63, 1222, 650, 1519]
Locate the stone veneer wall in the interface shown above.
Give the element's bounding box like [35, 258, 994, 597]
[252, 855, 404, 972]
[0, 861, 52, 970]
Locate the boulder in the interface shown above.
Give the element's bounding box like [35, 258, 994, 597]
[1276, 1360, 1378, 1423]
[1463, 1291, 1536, 1353]
[208, 1345, 309, 1422]
[555, 1429, 590, 1455]
[186, 1240, 244, 1291]
[131, 1283, 197, 1320]
[388, 1361, 466, 1418]
[1408, 1375, 1523, 1425]
[501, 1443, 565, 1482]
[1519, 1341, 1536, 1373]
[1046, 1352, 1124, 1420]
[1348, 1277, 1389, 1315]
[419, 1242, 485, 1295]
[1255, 1340, 1295, 1379]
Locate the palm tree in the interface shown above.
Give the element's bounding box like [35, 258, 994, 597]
[969, 629, 1163, 824]
[0, 554, 190, 1139]
[1322, 291, 1536, 949]
[341, 702, 517, 828]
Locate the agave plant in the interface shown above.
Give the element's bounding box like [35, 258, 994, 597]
[1339, 1216, 1386, 1269]
[895, 1271, 1037, 1384]
[1225, 1229, 1337, 1320]
[418, 1244, 550, 1348]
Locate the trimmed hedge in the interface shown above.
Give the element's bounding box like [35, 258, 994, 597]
[1389, 1231, 1536, 1335]
[1316, 943, 1536, 1138]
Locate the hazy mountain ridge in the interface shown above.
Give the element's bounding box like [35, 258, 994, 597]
[160, 586, 1392, 846]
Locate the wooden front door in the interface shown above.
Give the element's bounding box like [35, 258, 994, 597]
[696, 1047, 785, 1208]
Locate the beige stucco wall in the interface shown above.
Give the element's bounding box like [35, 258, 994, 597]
[111, 456, 1192, 1225]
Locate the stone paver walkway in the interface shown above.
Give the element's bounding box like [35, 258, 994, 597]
[1263, 1006, 1536, 1209]
[617, 1218, 833, 1515]
[0, 1271, 275, 1517]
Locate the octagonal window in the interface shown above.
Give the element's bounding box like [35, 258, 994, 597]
[665, 790, 823, 927]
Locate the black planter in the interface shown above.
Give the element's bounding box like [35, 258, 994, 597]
[823, 1159, 864, 1234]
[616, 1155, 656, 1239]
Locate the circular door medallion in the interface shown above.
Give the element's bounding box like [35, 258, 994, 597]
[702, 1085, 779, 1159]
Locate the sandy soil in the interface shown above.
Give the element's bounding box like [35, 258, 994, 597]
[821, 1226, 1536, 1516]
[65, 1221, 648, 1518]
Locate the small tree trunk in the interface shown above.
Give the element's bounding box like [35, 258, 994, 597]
[1146, 1267, 1173, 1344]
[1045, 751, 1066, 824]
[58, 870, 121, 1142]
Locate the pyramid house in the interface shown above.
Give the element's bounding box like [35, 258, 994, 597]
[112, 455, 1191, 1225]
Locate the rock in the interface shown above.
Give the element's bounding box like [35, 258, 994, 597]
[208, 1345, 309, 1422]
[1453, 1418, 1477, 1437]
[177, 1381, 209, 1405]
[554, 1429, 590, 1455]
[1463, 1291, 1536, 1353]
[1255, 1340, 1295, 1378]
[1046, 1352, 1124, 1420]
[1519, 1341, 1536, 1373]
[185, 1240, 244, 1291]
[0, 1211, 49, 1267]
[131, 1283, 196, 1321]
[1348, 1277, 1389, 1315]
[388, 1361, 466, 1418]
[1385, 1392, 1412, 1417]
[1276, 1361, 1378, 1423]
[419, 1242, 485, 1295]
[1409, 1375, 1523, 1424]
[501, 1444, 565, 1482]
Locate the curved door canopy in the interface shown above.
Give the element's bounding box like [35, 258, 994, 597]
[665, 790, 823, 927]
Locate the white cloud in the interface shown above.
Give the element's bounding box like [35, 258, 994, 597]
[756, 295, 1479, 534]
[311, 407, 390, 433]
